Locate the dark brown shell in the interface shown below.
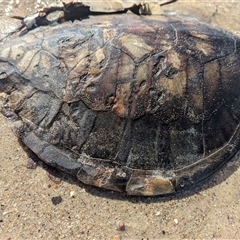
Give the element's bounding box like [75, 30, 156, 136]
[1, 11, 240, 196]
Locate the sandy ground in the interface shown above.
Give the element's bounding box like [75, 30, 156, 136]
[1, 1, 240, 239]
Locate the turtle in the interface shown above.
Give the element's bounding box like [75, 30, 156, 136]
[0, 1, 240, 196]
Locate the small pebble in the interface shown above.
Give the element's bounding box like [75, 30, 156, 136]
[51, 196, 62, 205]
[112, 234, 122, 240]
[53, 184, 59, 189]
[26, 158, 37, 169]
[70, 191, 76, 198]
[155, 211, 161, 216]
[174, 218, 178, 224]
[115, 220, 125, 231]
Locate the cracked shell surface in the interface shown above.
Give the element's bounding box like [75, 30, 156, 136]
[1, 12, 240, 196]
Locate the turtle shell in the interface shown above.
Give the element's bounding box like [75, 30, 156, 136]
[0, 8, 240, 196]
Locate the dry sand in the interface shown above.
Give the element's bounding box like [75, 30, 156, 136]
[0, 1, 240, 239]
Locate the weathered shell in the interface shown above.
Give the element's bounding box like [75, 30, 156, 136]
[0, 9, 240, 196]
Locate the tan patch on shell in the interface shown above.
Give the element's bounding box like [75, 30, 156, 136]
[120, 34, 153, 59]
[112, 83, 132, 118]
[126, 170, 175, 196]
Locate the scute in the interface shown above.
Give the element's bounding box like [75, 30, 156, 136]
[1, 7, 240, 196]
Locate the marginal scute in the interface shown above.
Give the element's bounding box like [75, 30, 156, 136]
[126, 170, 175, 196]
